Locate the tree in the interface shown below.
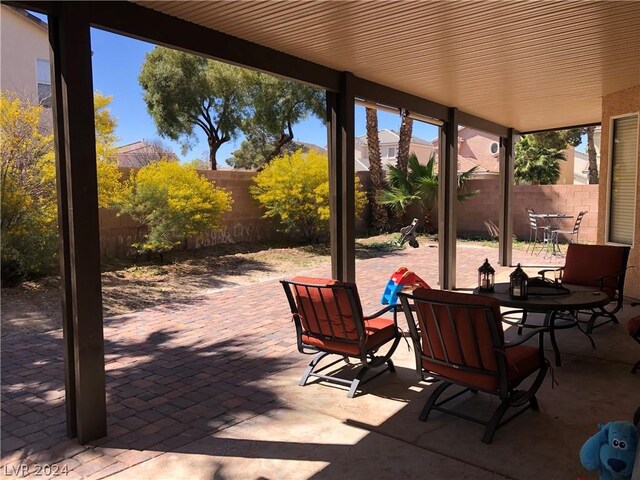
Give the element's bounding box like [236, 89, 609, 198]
[379, 152, 478, 233]
[1, 95, 57, 284]
[227, 74, 325, 170]
[396, 110, 413, 175]
[250, 150, 366, 242]
[527, 129, 582, 150]
[585, 126, 598, 184]
[514, 135, 566, 185]
[139, 48, 248, 170]
[365, 107, 389, 231]
[94, 92, 118, 162]
[116, 161, 232, 255]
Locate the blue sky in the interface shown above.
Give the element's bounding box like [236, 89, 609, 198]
[88, 27, 439, 166]
[34, 15, 583, 160]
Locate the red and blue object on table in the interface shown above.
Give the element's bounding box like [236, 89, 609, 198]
[380, 267, 431, 305]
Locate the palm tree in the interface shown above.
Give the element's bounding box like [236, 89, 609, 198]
[514, 135, 566, 185]
[585, 126, 598, 184]
[365, 107, 388, 231]
[379, 152, 478, 233]
[396, 110, 413, 175]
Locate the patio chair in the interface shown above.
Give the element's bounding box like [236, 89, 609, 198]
[549, 210, 587, 253]
[281, 277, 402, 398]
[525, 208, 549, 255]
[539, 244, 631, 333]
[398, 288, 549, 444]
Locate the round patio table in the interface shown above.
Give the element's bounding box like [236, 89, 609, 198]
[473, 282, 609, 366]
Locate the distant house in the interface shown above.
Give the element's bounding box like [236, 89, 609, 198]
[116, 141, 179, 167]
[354, 129, 435, 172]
[432, 126, 500, 175]
[1, 6, 51, 106]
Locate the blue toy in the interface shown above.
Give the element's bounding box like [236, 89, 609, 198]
[580, 421, 637, 480]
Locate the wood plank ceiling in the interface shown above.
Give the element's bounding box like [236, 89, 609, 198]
[134, 0, 640, 132]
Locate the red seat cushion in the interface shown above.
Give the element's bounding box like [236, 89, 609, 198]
[562, 245, 629, 299]
[422, 344, 542, 392]
[629, 315, 640, 336]
[302, 317, 397, 357]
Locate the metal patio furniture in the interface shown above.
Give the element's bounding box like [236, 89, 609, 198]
[281, 276, 402, 398]
[398, 288, 549, 444]
[525, 208, 550, 255]
[539, 243, 631, 334]
[549, 210, 587, 254]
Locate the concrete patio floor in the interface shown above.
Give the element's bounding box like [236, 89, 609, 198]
[2, 244, 638, 479]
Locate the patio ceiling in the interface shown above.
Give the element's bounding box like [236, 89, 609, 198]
[134, 0, 640, 133]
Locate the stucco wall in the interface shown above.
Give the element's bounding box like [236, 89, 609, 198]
[0, 6, 49, 100]
[457, 177, 599, 243]
[597, 85, 640, 299]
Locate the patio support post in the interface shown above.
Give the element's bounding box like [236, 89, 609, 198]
[499, 129, 515, 266]
[439, 107, 459, 290]
[327, 73, 356, 282]
[49, 3, 107, 443]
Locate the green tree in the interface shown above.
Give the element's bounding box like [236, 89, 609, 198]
[379, 152, 478, 233]
[227, 74, 325, 170]
[250, 150, 366, 242]
[139, 48, 248, 170]
[514, 135, 566, 185]
[116, 161, 232, 255]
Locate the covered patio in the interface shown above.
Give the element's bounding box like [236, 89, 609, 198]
[2, 245, 639, 478]
[1, 0, 639, 478]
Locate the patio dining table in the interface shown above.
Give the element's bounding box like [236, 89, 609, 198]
[473, 282, 609, 367]
[530, 213, 573, 256]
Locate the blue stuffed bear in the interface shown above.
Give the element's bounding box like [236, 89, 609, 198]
[580, 421, 638, 480]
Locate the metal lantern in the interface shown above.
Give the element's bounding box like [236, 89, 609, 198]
[478, 258, 495, 292]
[509, 263, 529, 299]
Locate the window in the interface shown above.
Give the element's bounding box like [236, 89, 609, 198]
[607, 114, 638, 245]
[490, 142, 499, 155]
[36, 59, 51, 108]
[387, 146, 396, 158]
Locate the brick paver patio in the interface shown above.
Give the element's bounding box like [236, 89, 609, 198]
[1, 244, 565, 478]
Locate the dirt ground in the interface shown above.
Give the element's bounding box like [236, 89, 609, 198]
[1, 236, 405, 338]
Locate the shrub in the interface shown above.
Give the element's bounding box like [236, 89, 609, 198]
[0, 95, 58, 284]
[250, 149, 366, 242]
[116, 161, 232, 254]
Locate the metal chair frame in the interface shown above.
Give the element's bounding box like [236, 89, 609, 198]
[281, 279, 402, 398]
[549, 210, 587, 254]
[539, 246, 631, 333]
[398, 290, 548, 444]
[525, 208, 550, 255]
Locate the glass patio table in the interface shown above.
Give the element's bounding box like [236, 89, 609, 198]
[473, 282, 609, 367]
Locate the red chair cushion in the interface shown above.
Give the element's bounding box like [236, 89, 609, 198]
[628, 315, 640, 336]
[302, 317, 397, 357]
[411, 288, 505, 372]
[422, 344, 542, 392]
[291, 276, 364, 341]
[562, 245, 628, 298]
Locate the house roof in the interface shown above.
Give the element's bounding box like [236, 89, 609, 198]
[6, 7, 48, 31]
[355, 129, 432, 147]
[136, 1, 640, 132]
[116, 141, 179, 167]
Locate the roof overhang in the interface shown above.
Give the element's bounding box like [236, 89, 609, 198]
[134, 0, 640, 132]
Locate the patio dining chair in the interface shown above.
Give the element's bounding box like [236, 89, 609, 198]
[549, 210, 587, 253]
[398, 288, 549, 444]
[539, 244, 631, 333]
[525, 208, 550, 255]
[281, 277, 402, 398]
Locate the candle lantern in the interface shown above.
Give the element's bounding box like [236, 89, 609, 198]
[478, 258, 495, 292]
[509, 263, 529, 299]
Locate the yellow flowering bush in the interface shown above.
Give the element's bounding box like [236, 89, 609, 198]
[250, 150, 366, 241]
[117, 161, 232, 254]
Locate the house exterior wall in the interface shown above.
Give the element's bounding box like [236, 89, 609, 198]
[597, 85, 640, 300]
[0, 6, 49, 100]
[557, 147, 576, 185]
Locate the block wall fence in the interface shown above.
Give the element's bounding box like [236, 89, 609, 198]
[99, 168, 598, 257]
